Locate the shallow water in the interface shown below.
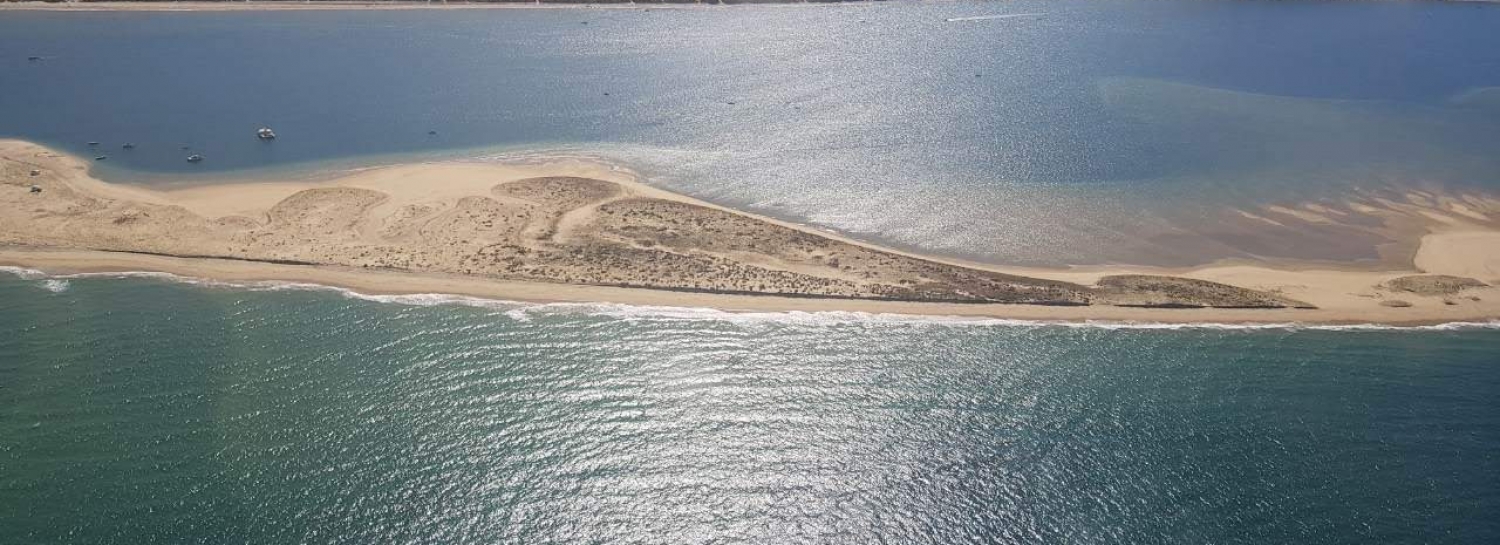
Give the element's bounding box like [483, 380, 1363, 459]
[2, 272, 1498, 543]
[3, 0, 1499, 266]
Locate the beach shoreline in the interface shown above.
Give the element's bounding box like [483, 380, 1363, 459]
[1, 246, 1497, 327]
[4, 138, 1499, 325]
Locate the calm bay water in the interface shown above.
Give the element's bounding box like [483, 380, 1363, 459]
[3, 0, 1500, 266]
[1, 273, 1498, 543]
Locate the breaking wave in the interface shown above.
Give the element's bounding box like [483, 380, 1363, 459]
[3, 266, 1497, 332]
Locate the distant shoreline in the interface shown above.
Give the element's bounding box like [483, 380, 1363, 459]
[4, 139, 1499, 325]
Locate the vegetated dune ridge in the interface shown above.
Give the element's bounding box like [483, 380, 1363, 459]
[4, 139, 1500, 324]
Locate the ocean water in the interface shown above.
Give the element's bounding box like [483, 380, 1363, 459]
[5, 3, 1500, 543]
[3, 0, 1499, 266]
[2, 272, 1499, 544]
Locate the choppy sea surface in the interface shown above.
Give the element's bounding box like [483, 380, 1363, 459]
[3, 0, 1499, 266]
[2, 270, 1499, 544]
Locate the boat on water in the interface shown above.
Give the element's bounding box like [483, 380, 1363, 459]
[257, 127, 276, 140]
[122, 143, 135, 150]
[186, 154, 204, 163]
[93, 155, 106, 161]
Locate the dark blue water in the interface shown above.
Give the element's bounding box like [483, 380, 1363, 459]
[4, 1, 1500, 265]
[1, 272, 1497, 543]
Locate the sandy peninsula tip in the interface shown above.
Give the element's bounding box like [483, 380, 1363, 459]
[4, 139, 1500, 325]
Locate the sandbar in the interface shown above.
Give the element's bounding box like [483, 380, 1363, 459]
[3, 139, 1499, 325]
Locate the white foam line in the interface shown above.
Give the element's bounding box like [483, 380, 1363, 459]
[0, 265, 49, 281]
[945, 13, 1045, 22]
[3, 266, 1498, 332]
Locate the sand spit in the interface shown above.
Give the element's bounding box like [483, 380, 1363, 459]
[4, 139, 1500, 324]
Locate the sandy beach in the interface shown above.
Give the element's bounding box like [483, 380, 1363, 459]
[4, 139, 1499, 325]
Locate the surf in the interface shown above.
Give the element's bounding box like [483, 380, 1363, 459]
[5, 266, 1496, 332]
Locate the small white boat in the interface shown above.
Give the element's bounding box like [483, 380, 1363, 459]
[257, 127, 277, 140]
[186, 154, 204, 163]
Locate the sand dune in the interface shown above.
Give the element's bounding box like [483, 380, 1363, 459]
[4, 139, 1499, 324]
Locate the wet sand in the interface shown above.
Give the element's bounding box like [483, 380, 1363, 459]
[3, 139, 1499, 325]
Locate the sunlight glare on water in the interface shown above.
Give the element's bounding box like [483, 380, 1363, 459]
[2, 274, 1497, 543]
[3, 0, 1499, 266]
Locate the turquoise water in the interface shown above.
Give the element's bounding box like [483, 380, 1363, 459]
[2, 272, 1498, 543]
[3, 0, 1500, 265]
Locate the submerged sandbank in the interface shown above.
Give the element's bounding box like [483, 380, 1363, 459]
[3, 139, 1499, 325]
